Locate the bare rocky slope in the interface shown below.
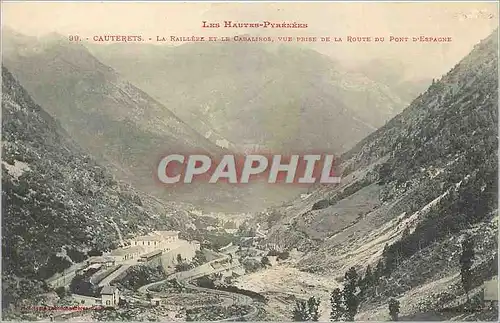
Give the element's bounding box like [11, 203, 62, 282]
[255, 29, 498, 320]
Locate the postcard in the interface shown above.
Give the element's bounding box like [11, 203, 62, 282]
[1, 1, 498, 321]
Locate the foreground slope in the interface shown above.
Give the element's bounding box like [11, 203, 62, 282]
[257, 29, 498, 319]
[1, 67, 200, 308]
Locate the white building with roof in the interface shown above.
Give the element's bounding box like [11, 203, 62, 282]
[101, 230, 197, 267]
[131, 235, 164, 254]
[130, 231, 180, 254]
[483, 276, 498, 307]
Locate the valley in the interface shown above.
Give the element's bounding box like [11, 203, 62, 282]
[1, 5, 498, 322]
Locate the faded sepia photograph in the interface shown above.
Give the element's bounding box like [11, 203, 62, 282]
[1, 1, 498, 321]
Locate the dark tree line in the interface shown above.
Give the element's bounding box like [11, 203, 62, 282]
[328, 267, 360, 321]
[291, 266, 376, 321]
[460, 235, 475, 303]
[328, 266, 401, 321]
[388, 298, 400, 321]
[362, 158, 496, 293]
[293, 296, 321, 321]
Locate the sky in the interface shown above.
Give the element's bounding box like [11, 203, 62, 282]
[2, 1, 499, 80]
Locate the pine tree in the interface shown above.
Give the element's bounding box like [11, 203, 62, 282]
[185, 310, 194, 321]
[307, 296, 321, 321]
[343, 267, 359, 321]
[345, 267, 358, 288]
[293, 299, 310, 321]
[261, 256, 271, 267]
[388, 298, 400, 321]
[330, 288, 344, 321]
[359, 265, 374, 294]
[459, 235, 474, 303]
[366, 265, 375, 285]
[374, 259, 384, 282]
[383, 246, 395, 276]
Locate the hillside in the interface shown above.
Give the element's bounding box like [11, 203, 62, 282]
[1, 66, 204, 309]
[254, 29, 498, 319]
[1, 29, 298, 211]
[1, 30, 244, 207]
[87, 41, 409, 153]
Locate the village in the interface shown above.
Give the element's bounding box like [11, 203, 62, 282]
[47, 230, 201, 309]
[32, 218, 500, 322]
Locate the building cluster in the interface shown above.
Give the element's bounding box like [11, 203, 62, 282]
[71, 230, 201, 308]
[73, 231, 182, 308]
[106, 230, 181, 262]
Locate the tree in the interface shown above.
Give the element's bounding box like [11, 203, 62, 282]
[345, 267, 358, 288]
[87, 248, 102, 257]
[175, 262, 192, 272]
[55, 286, 66, 299]
[176, 254, 183, 263]
[186, 309, 195, 321]
[118, 297, 127, 307]
[329, 288, 344, 321]
[307, 296, 321, 321]
[261, 256, 271, 267]
[378, 162, 392, 184]
[388, 298, 400, 321]
[343, 267, 359, 321]
[293, 299, 309, 321]
[277, 251, 290, 261]
[459, 235, 474, 303]
[374, 260, 384, 282]
[193, 250, 207, 266]
[359, 265, 374, 295]
[66, 248, 87, 263]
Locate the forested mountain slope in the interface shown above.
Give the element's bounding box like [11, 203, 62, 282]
[257, 29, 498, 320]
[1, 67, 200, 309]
